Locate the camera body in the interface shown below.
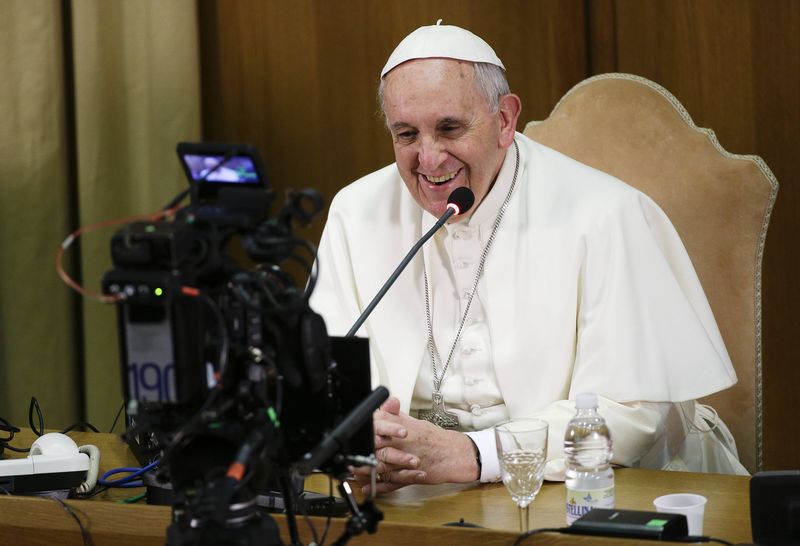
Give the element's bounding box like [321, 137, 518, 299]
[102, 143, 369, 512]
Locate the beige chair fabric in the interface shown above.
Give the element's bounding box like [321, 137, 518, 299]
[523, 73, 778, 473]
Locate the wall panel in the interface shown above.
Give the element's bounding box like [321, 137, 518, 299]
[198, 0, 588, 245]
[198, 0, 799, 470]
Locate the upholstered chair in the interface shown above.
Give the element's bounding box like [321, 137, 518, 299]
[523, 73, 778, 473]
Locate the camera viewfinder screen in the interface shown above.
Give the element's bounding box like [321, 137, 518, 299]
[183, 154, 261, 184]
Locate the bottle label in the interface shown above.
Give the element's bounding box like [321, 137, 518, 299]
[565, 485, 615, 524]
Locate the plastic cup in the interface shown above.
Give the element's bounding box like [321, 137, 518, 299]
[653, 493, 707, 535]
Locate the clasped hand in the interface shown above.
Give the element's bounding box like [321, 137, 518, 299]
[350, 397, 479, 494]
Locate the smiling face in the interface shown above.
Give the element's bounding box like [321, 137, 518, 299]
[382, 59, 520, 218]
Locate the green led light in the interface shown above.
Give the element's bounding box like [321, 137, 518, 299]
[646, 519, 668, 528]
[267, 407, 280, 427]
[145, 225, 156, 233]
[154, 287, 164, 296]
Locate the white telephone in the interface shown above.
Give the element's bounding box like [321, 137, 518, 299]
[0, 432, 99, 494]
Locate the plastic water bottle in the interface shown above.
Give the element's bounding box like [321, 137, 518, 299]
[564, 392, 615, 524]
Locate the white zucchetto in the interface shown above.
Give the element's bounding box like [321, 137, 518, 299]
[381, 20, 505, 78]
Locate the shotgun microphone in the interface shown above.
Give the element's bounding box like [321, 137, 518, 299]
[345, 187, 475, 337]
[297, 386, 390, 475]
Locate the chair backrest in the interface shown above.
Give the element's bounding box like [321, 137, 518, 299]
[523, 73, 778, 473]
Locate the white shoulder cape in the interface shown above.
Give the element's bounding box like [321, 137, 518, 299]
[310, 134, 736, 418]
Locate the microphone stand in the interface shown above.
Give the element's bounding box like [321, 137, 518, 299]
[346, 206, 457, 337]
[296, 387, 389, 546]
[278, 467, 303, 546]
[330, 480, 383, 546]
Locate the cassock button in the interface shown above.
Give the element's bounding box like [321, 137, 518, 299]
[455, 260, 470, 269]
[470, 404, 482, 416]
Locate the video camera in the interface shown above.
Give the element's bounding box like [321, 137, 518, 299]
[101, 142, 379, 545]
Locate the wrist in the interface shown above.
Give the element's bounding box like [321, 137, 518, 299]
[465, 434, 482, 481]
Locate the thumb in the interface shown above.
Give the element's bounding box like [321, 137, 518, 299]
[380, 396, 401, 415]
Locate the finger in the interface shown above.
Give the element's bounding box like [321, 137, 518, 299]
[386, 468, 427, 484]
[376, 446, 419, 469]
[349, 461, 404, 480]
[380, 397, 401, 415]
[374, 431, 404, 450]
[349, 474, 370, 488]
[374, 432, 408, 450]
[349, 465, 396, 484]
[373, 418, 407, 439]
[349, 465, 375, 480]
[362, 469, 426, 494]
[370, 482, 404, 494]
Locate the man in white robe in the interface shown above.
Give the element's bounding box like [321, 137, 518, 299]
[310, 23, 746, 493]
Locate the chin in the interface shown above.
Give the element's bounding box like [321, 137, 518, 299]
[425, 206, 445, 218]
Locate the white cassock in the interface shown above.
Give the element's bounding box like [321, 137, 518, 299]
[310, 133, 747, 480]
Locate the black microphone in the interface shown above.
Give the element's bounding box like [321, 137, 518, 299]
[345, 187, 476, 337]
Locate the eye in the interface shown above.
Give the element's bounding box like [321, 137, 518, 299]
[394, 130, 417, 143]
[439, 123, 465, 137]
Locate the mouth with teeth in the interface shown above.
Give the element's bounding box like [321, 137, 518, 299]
[423, 171, 458, 185]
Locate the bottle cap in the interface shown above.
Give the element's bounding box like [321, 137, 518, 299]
[574, 392, 598, 409]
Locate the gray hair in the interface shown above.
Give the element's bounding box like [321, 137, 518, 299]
[377, 61, 510, 122]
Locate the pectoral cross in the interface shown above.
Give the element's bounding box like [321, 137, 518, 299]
[418, 391, 459, 430]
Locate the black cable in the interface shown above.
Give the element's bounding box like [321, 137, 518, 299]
[160, 385, 224, 468]
[318, 474, 335, 546]
[26, 396, 100, 437]
[299, 502, 321, 546]
[60, 421, 100, 434]
[1, 443, 31, 453]
[2, 402, 99, 456]
[50, 497, 89, 546]
[0, 417, 20, 437]
[73, 485, 110, 500]
[282, 427, 320, 546]
[109, 402, 125, 433]
[0, 417, 23, 455]
[163, 188, 190, 210]
[197, 293, 229, 376]
[28, 397, 45, 436]
[253, 278, 282, 310]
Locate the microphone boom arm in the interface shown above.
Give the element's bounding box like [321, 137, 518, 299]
[345, 207, 455, 337]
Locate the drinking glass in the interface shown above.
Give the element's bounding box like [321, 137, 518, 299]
[495, 418, 549, 533]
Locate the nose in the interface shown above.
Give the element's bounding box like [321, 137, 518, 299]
[418, 136, 447, 172]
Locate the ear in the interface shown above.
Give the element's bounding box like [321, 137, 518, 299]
[497, 93, 522, 148]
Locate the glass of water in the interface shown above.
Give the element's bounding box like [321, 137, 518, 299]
[495, 418, 549, 533]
